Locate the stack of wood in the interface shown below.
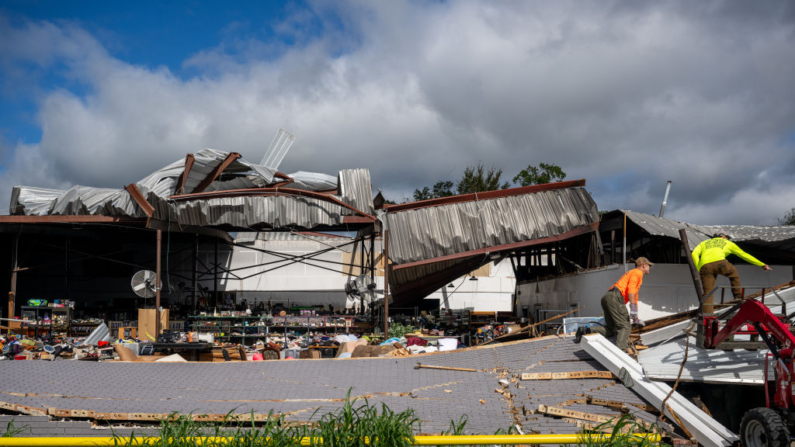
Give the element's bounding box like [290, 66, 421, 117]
[386, 342, 410, 357]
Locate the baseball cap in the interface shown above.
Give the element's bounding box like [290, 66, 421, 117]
[635, 257, 654, 267]
[713, 231, 731, 239]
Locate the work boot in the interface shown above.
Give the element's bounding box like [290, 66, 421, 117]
[575, 327, 590, 343]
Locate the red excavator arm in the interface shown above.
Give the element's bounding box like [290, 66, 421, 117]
[704, 298, 795, 411]
[704, 298, 795, 350]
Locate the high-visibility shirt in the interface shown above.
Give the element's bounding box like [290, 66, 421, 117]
[691, 237, 765, 270]
[611, 268, 643, 305]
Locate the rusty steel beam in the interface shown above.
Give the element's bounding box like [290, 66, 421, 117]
[270, 171, 295, 188]
[0, 215, 146, 224]
[124, 183, 155, 217]
[170, 187, 376, 220]
[384, 179, 587, 213]
[392, 221, 599, 271]
[191, 152, 242, 194]
[174, 154, 196, 195]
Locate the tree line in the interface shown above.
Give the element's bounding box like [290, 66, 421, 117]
[401, 162, 567, 203]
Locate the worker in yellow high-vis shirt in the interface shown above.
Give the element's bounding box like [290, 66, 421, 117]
[691, 231, 772, 313]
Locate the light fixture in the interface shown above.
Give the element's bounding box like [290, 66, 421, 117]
[447, 283, 454, 288]
[469, 276, 478, 281]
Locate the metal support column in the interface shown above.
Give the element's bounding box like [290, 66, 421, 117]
[156, 229, 162, 336]
[622, 213, 628, 272]
[383, 227, 389, 337]
[8, 233, 19, 322]
[193, 234, 199, 315]
[214, 238, 219, 308]
[360, 235, 365, 315]
[65, 239, 69, 304]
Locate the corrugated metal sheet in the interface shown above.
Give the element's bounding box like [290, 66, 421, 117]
[386, 186, 600, 306]
[620, 210, 795, 249]
[157, 195, 346, 229]
[337, 169, 374, 215]
[10, 186, 65, 216]
[136, 149, 278, 198]
[388, 188, 599, 265]
[287, 171, 337, 192]
[640, 337, 772, 385]
[619, 210, 712, 245]
[49, 186, 141, 217]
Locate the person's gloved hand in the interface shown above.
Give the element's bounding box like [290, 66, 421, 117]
[629, 303, 638, 320]
[634, 318, 646, 327]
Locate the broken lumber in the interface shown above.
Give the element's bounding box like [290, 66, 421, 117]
[521, 371, 614, 380]
[414, 362, 477, 372]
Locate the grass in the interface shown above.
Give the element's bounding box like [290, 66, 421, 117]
[0, 393, 664, 446]
[111, 390, 418, 447]
[575, 414, 663, 447]
[0, 420, 27, 437]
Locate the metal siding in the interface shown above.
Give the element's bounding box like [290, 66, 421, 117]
[337, 169, 374, 215]
[387, 187, 600, 265]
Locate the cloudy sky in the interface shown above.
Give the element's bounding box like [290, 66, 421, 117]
[1, 1, 794, 225]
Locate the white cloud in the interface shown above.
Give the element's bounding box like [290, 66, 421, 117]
[1, 1, 794, 224]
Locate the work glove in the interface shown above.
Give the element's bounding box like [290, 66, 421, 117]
[634, 318, 646, 327]
[629, 303, 638, 320]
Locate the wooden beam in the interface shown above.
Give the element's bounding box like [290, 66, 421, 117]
[124, 183, 155, 217]
[174, 154, 195, 195]
[192, 152, 241, 194]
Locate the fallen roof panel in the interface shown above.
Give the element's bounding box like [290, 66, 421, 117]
[0, 337, 667, 437]
[385, 183, 600, 305]
[582, 334, 737, 447]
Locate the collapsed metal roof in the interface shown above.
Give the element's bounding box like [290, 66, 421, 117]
[384, 180, 601, 305]
[608, 209, 795, 252]
[9, 148, 375, 231]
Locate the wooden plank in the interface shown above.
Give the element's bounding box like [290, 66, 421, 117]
[522, 371, 613, 380]
[521, 372, 552, 380]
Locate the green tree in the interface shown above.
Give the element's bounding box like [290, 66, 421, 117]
[512, 162, 567, 186]
[781, 208, 795, 225]
[413, 180, 454, 201]
[456, 163, 510, 194]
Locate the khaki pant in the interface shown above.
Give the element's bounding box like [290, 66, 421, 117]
[700, 259, 742, 314]
[590, 288, 630, 350]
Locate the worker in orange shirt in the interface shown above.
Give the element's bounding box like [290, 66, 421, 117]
[576, 257, 653, 351]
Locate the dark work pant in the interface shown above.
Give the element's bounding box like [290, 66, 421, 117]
[700, 260, 742, 314]
[590, 288, 630, 350]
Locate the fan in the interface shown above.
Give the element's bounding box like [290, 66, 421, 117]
[345, 274, 377, 303]
[131, 270, 160, 298]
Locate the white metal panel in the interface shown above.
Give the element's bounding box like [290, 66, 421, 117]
[639, 337, 771, 385]
[583, 334, 737, 447]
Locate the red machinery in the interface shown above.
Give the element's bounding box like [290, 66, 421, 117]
[703, 298, 794, 446]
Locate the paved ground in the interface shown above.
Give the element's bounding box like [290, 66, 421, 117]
[0, 335, 658, 437]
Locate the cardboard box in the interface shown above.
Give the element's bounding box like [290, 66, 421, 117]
[137, 309, 169, 340]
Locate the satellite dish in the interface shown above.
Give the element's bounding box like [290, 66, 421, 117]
[131, 270, 160, 298]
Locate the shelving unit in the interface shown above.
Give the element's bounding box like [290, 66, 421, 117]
[189, 315, 271, 342]
[188, 315, 355, 343]
[20, 306, 53, 338]
[51, 307, 71, 334]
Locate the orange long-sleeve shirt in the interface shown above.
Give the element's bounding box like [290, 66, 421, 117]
[611, 268, 644, 305]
